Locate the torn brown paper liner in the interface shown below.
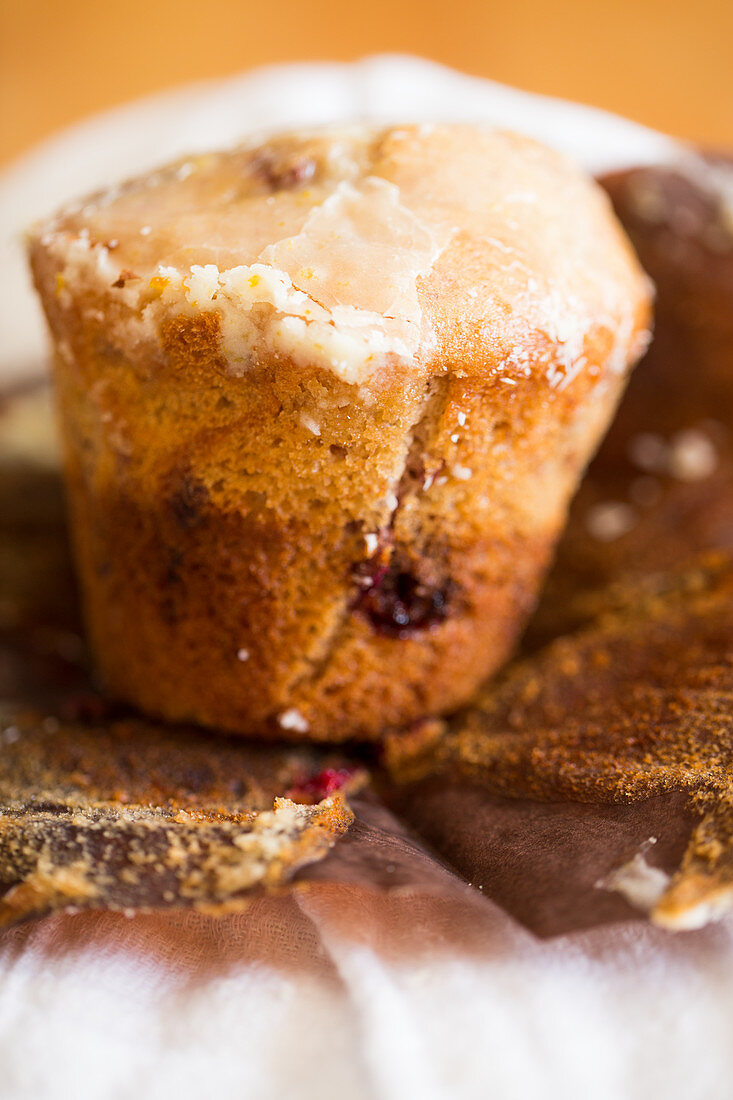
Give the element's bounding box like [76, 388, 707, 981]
[386, 553, 733, 932]
[1, 155, 732, 940]
[0, 706, 357, 927]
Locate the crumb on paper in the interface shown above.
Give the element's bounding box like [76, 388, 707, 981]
[585, 501, 636, 541]
[278, 708, 310, 734]
[596, 839, 670, 913]
[628, 427, 717, 482]
[668, 429, 718, 482]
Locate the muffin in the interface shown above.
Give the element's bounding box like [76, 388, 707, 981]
[28, 124, 651, 741]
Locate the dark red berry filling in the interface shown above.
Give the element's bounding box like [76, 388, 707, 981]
[286, 767, 356, 804]
[353, 549, 452, 637]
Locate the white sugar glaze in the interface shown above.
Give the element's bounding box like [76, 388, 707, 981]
[1, 55, 691, 384]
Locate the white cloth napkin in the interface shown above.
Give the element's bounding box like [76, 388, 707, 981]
[1, 880, 732, 1100]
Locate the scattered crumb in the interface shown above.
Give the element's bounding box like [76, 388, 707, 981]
[597, 839, 670, 912]
[585, 501, 636, 542]
[278, 708, 310, 734]
[668, 429, 718, 481]
[628, 428, 717, 482]
[628, 432, 668, 474]
[628, 178, 667, 224]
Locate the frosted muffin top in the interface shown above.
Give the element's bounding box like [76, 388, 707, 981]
[30, 124, 650, 386]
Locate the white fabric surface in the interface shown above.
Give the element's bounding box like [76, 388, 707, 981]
[1, 56, 730, 1100]
[1, 887, 732, 1100]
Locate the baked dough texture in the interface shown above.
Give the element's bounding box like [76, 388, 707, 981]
[28, 124, 651, 740]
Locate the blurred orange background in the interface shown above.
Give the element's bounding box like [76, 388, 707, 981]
[2, 0, 732, 167]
